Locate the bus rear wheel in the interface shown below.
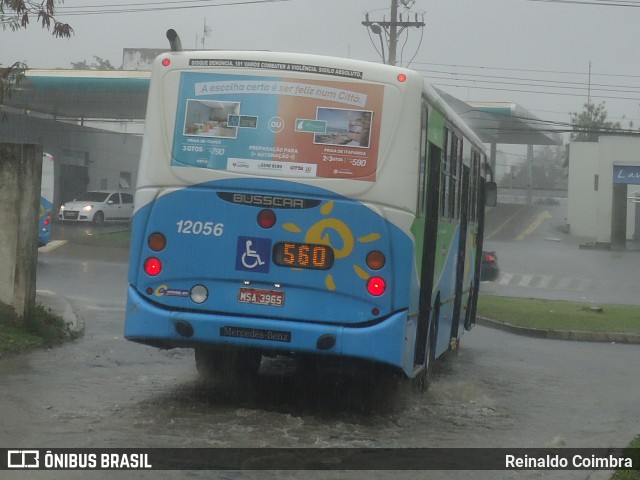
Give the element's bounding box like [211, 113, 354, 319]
[195, 346, 262, 384]
[413, 312, 437, 393]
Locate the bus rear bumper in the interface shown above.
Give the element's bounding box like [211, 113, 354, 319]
[124, 286, 409, 372]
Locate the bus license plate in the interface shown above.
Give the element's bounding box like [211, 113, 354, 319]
[238, 288, 284, 307]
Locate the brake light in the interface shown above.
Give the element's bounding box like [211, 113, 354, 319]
[44, 214, 51, 226]
[144, 257, 162, 276]
[484, 253, 496, 262]
[367, 276, 386, 296]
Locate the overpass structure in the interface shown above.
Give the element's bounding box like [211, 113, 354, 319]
[436, 90, 563, 204]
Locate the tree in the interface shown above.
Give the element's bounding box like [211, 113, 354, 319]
[569, 101, 621, 142]
[0, 0, 73, 38]
[71, 57, 117, 71]
[1, 0, 73, 109]
[0, 0, 72, 326]
[499, 146, 568, 190]
[0, 62, 26, 118]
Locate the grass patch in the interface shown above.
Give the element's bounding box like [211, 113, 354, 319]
[0, 302, 74, 355]
[612, 434, 640, 479]
[70, 229, 131, 248]
[477, 295, 640, 334]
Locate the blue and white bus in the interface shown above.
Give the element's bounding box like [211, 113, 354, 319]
[125, 32, 495, 386]
[38, 152, 54, 247]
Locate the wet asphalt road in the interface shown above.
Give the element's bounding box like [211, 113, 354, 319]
[1, 214, 639, 479]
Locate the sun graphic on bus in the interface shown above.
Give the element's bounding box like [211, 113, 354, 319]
[281, 201, 381, 291]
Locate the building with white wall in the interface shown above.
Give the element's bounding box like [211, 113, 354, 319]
[568, 136, 640, 247]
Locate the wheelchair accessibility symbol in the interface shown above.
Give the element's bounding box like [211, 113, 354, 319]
[235, 236, 271, 273]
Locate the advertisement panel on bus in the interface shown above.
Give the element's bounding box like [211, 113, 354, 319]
[170, 73, 384, 182]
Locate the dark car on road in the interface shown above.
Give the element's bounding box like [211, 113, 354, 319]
[480, 251, 499, 281]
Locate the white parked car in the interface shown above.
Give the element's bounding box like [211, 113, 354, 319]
[58, 191, 134, 224]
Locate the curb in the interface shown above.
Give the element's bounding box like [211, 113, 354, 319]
[36, 290, 84, 336]
[477, 316, 640, 344]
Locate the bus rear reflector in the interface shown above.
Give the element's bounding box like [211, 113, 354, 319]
[257, 209, 276, 229]
[148, 232, 167, 251]
[366, 250, 385, 270]
[144, 257, 162, 276]
[367, 276, 386, 296]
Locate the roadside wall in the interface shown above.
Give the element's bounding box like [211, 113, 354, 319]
[0, 144, 42, 321]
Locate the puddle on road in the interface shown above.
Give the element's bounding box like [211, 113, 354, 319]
[120, 350, 513, 448]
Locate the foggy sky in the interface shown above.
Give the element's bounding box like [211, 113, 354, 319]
[2, 0, 639, 136]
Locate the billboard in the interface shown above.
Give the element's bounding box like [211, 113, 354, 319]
[171, 72, 384, 181]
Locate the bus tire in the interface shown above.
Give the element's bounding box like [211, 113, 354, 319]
[195, 346, 261, 383]
[424, 309, 437, 389]
[413, 300, 438, 393]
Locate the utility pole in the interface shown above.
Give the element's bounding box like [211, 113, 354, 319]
[587, 61, 592, 108]
[197, 19, 212, 50]
[389, 0, 399, 66]
[362, 0, 425, 66]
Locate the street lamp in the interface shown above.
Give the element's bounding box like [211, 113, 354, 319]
[369, 22, 386, 65]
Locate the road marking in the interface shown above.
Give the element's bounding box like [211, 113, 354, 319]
[486, 205, 527, 240]
[537, 275, 553, 289]
[518, 274, 533, 287]
[38, 240, 68, 253]
[516, 210, 552, 241]
[492, 272, 598, 292]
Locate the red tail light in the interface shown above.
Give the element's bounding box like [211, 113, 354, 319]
[484, 253, 496, 263]
[367, 276, 386, 296]
[144, 257, 162, 276]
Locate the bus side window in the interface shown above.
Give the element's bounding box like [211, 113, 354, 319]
[440, 129, 450, 218]
[418, 102, 429, 218]
[448, 133, 457, 219]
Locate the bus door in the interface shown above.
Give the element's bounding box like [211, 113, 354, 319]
[414, 142, 441, 368]
[451, 163, 470, 341]
[467, 177, 487, 330]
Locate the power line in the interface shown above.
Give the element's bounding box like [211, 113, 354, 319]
[418, 68, 640, 91]
[412, 61, 640, 80]
[526, 0, 640, 6]
[54, 0, 290, 16]
[433, 81, 640, 102]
